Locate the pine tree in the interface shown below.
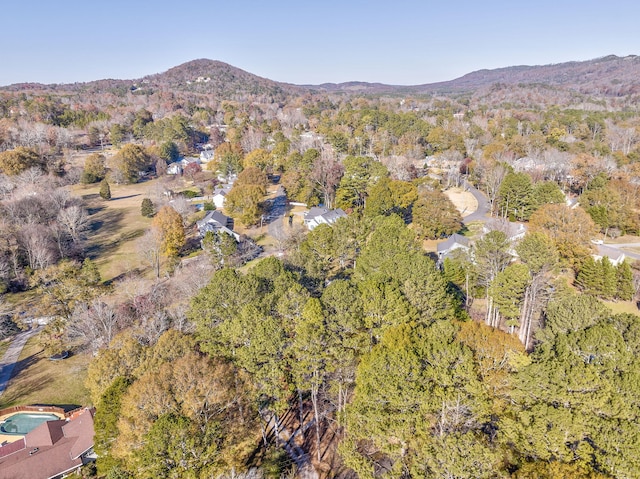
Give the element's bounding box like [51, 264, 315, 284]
[601, 256, 617, 300]
[616, 261, 635, 301]
[576, 257, 602, 296]
[99, 179, 111, 200]
[140, 198, 155, 217]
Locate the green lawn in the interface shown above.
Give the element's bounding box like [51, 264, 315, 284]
[0, 334, 91, 409]
[602, 300, 640, 316]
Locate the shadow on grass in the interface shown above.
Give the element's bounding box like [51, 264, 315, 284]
[112, 194, 141, 201]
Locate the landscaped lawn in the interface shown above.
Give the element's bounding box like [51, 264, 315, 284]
[602, 300, 640, 316]
[0, 334, 91, 409]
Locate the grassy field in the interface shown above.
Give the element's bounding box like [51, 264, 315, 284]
[0, 333, 91, 409]
[603, 300, 640, 316]
[72, 179, 167, 282]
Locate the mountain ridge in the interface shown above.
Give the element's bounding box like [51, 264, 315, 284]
[2, 55, 639, 97]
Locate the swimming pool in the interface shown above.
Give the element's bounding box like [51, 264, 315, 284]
[0, 413, 61, 435]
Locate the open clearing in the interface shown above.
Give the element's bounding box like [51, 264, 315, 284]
[0, 334, 91, 409]
[444, 187, 478, 217]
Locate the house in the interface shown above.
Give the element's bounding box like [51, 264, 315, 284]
[196, 210, 240, 241]
[212, 186, 232, 209]
[304, 207, 347, 230]
[437, 233, 470, 263]
[200, 145, 214, 164]
[482, 219, 527, 242]
[167, 157, 201, 175]
[0, 408, 95, 479]
[593, 245, 626, 266]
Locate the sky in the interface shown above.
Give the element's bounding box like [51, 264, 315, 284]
[1, 0, 639, 87]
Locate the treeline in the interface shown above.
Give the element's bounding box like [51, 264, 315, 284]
[83, 212, 640, 478]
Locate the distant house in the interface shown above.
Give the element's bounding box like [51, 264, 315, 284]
[304, 207, 347, 230]
[167, 157, 201, 175]
[196, 210, 240, 241]
[593, 244, 626, 266]
[200, 146, 214, 164]
[212, 186, 232, 209]
[0, 408, 95, 479]
[482, 219, 527, 243]
[437, 233, 470, 263]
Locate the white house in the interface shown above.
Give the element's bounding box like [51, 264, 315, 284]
[304, 207, 347, 230]
[212, 186, 232, 209]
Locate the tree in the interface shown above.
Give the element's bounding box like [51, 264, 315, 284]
[211, 142, 243, 178]
[99, 179, 111, 200]
[503, 322, 640, 478]
[515, 232, 559, 348]
[473, 230, 512, 327]
[0, 147, 44, 175]
[235, 166, 268, 194]
[140, 198, 154, 218]
[488, 263, 530, 332]
[364, 177, 417, 219]
[158, 141, 180, 163]
[110, 144, 151, 184]
[617, 260, 635, 301]
[290, 298, 328, 461]
[224, 184, 263, 226]
[497, 172, 534, 221]
[94, 376, 131, 476]
[152, 206, 185, 258]
[81, 153, 107, 184]
[529, 204, 596, 264]
[335, 156, 388, 210]
[57, 205, 89, 243]
[412, 189, 463, 239]
[342, 322, 498, 478]
[201, 231, 238, 268]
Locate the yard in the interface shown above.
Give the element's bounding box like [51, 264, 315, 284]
[0, 334, 91, 409]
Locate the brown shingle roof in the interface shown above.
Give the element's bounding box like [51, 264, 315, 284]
[0, 408, 95, 479]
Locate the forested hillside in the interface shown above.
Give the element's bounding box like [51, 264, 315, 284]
[1, 56, 640, 478]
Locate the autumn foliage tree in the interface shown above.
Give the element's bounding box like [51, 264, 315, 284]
[152, 205, 185, 258]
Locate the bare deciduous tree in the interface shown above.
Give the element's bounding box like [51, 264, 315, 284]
[18, 224, 57, 270]
[137, 227, 163, 279]
[57, 205, 89, 243]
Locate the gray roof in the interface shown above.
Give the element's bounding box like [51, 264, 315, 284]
[196, 210, 231, 230]
[304, 206, 330, 222]
[437, 233, 469, 253]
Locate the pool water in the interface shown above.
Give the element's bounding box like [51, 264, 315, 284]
[0, 413, 61, 435]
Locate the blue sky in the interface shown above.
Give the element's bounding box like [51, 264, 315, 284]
[1, 0, 638, 86]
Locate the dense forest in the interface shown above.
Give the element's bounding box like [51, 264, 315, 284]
[2, 56, 640, 478]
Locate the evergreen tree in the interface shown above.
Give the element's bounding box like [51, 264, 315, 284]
[576, 256, 603, 296]
[140, 198, 154, 218]
[601, 256, 617, 300]
[99, 179, 111, 200]
[617, 261, 635, 301]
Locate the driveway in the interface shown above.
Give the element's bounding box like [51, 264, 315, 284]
[0, 327, 40, 397]
[461, 180, 490, 224]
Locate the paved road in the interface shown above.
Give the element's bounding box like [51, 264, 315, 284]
[0, 327, 40, 397]
[599, 243, 640, 261]
[461, 180, 490, 224]
[266, 186, 289, 252]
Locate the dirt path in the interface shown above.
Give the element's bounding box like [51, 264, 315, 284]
[0, 327, 41, 398]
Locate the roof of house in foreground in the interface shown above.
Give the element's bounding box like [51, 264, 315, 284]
[0, 408, 95, 479]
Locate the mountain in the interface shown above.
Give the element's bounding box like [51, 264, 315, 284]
[2, 55, 639, 98]
[138, 59, 303, 98]
[307, 55, 640, 96]
[408, 54, 640, 95]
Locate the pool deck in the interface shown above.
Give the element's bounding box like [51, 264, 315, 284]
[0, 410, 65, 445]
